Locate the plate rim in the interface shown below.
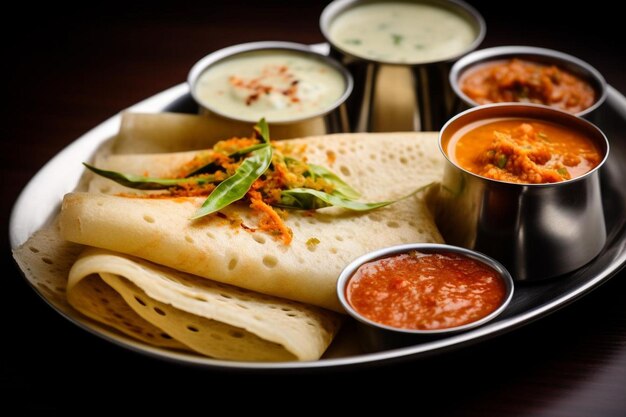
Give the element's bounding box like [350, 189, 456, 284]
[10, 83, 626, 371]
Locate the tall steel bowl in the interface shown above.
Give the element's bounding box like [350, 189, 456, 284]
[320, 0, 486, 132]
[437, 103, 610, 281]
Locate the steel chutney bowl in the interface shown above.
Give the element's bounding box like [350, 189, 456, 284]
[336, 243, 514, 351]
[188, 41, 354, 139]
[449, 46, 608, 121]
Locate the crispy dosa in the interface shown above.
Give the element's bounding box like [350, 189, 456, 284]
[113, 112, 326, 154]
[14, 220, 341, 361]
[15, 112, 446, 361]
[68, 248, 340, 361]
[60, 132, 445, 311]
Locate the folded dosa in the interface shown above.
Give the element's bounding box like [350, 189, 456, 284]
[69, 248, 340, 361]
[60, 133, 445, 311]
[14, 222, 340, 361]
[113, 112, 326, 154]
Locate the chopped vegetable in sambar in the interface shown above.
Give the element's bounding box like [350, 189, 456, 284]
[449, 119, 601, 184]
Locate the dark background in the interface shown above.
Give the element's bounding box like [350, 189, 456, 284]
[3, 1, 626, 413]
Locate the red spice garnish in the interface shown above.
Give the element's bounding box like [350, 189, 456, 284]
[246, 93, 259, 106]
[228, 64, 301, 108]
[240, 223, 256, 232]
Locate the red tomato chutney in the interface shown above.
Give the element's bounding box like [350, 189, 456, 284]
[346, 251, 506, 330]
[460, 59, 596, 114]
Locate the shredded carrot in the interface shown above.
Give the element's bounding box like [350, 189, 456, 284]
[248, 189, 292, 245]
[228, 65, 300, 107]
[111, 132, 341, 246]
[214, 137, 259, 154]
[326, 150, 336, 165]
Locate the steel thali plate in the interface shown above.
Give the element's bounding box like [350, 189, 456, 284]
[9, 81, 626, 370]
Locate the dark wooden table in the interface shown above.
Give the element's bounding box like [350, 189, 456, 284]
[4, 1, 625, 413]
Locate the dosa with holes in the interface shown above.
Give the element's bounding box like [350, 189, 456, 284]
[13, 223, 340, 361]
[68, 248, 340, 361]
[113, 112, 327, 154]
[60, 132, 445, 312]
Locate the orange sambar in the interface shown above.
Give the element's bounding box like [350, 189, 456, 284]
[445, 118, 601, 184]
[346, 251, 506, 330]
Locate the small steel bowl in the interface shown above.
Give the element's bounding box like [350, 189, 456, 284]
[449, 46, 607, 119]
[188, 41, 353, 139]
[437, 103, 610, 281]
[320, 0, 486, 132]
[337, 243, 514, 352]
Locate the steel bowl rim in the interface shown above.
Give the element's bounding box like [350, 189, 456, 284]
[319, 0, 486, 66]
[187, 40, 354, 124]
[449, 45, 608, 117]
[336, 243, 515, 335]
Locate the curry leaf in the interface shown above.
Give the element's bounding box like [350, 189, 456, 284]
[307, 164, 361, 199]
[255, 118, 270, 144]
[83, 163, 215, 190]
[278, 188, 392, 211]
[185, 143, 267, 178]
[185, 119, 270, 178]
[279, 182, 435, 211]
[191, 143, 272, 219]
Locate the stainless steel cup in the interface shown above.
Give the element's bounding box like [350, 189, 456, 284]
[437, 103, 610, 281]
[188, 41, 353, 139]
[449, 46, 608, 121]
[320, 0, 485, 132]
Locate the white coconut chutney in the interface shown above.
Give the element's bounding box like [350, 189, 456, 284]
[328, 1, 477, 64]
[194, 50, 346, 123]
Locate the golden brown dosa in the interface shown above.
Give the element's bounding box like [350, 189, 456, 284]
[68, 248, 340, 361]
